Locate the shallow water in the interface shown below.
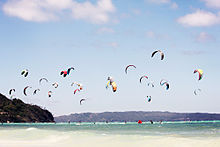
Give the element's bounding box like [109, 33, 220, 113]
[0, 121, 220, 147]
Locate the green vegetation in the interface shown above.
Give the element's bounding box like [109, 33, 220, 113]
[0, 93, 54, 123]
[55, 111, 220, 122]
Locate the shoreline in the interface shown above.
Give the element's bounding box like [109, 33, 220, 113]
[1, 120, 220, 125]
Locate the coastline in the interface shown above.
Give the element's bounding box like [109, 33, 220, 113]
[0, 121, 220, 147]
[1, 120, 220, 125]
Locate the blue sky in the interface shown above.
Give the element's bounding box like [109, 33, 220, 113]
[0, 0, 220, 116]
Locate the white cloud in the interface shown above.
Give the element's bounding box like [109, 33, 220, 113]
[146, 0, 170, 4]
[97, 27, 115, 34]
[3, 0, 58, 22]
[145, 0, 178, 9]
[202, 0, 220, 9]
[177, 10, 220, 27]
[132, 9, 141, 15]
[146, 31, 156, 38]
[109, 42, 118, 48]
[2, 0, 115, 24]
[170, 2, 178, 9]
[71, 0, 115, 24]
[146, 31, 170, 39]
[91, 41, 118, 48]
[182, 50, 205, 55]
[196, 32, 215, 42]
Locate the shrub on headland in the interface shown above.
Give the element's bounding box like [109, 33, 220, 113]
[0, 93, 54, 123]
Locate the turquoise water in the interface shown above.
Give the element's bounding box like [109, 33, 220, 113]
[0, 121, 220, 147]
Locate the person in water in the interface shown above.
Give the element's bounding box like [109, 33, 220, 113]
[138, 120, 142, 124]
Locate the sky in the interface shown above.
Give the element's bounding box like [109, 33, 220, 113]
[0, 0, 220, 116]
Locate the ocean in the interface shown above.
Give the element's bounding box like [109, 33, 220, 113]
[0, 121, 220, 147]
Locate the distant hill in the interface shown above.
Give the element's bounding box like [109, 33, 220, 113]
[0, 93, 54, 123]
[55, 111, 220, 122]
